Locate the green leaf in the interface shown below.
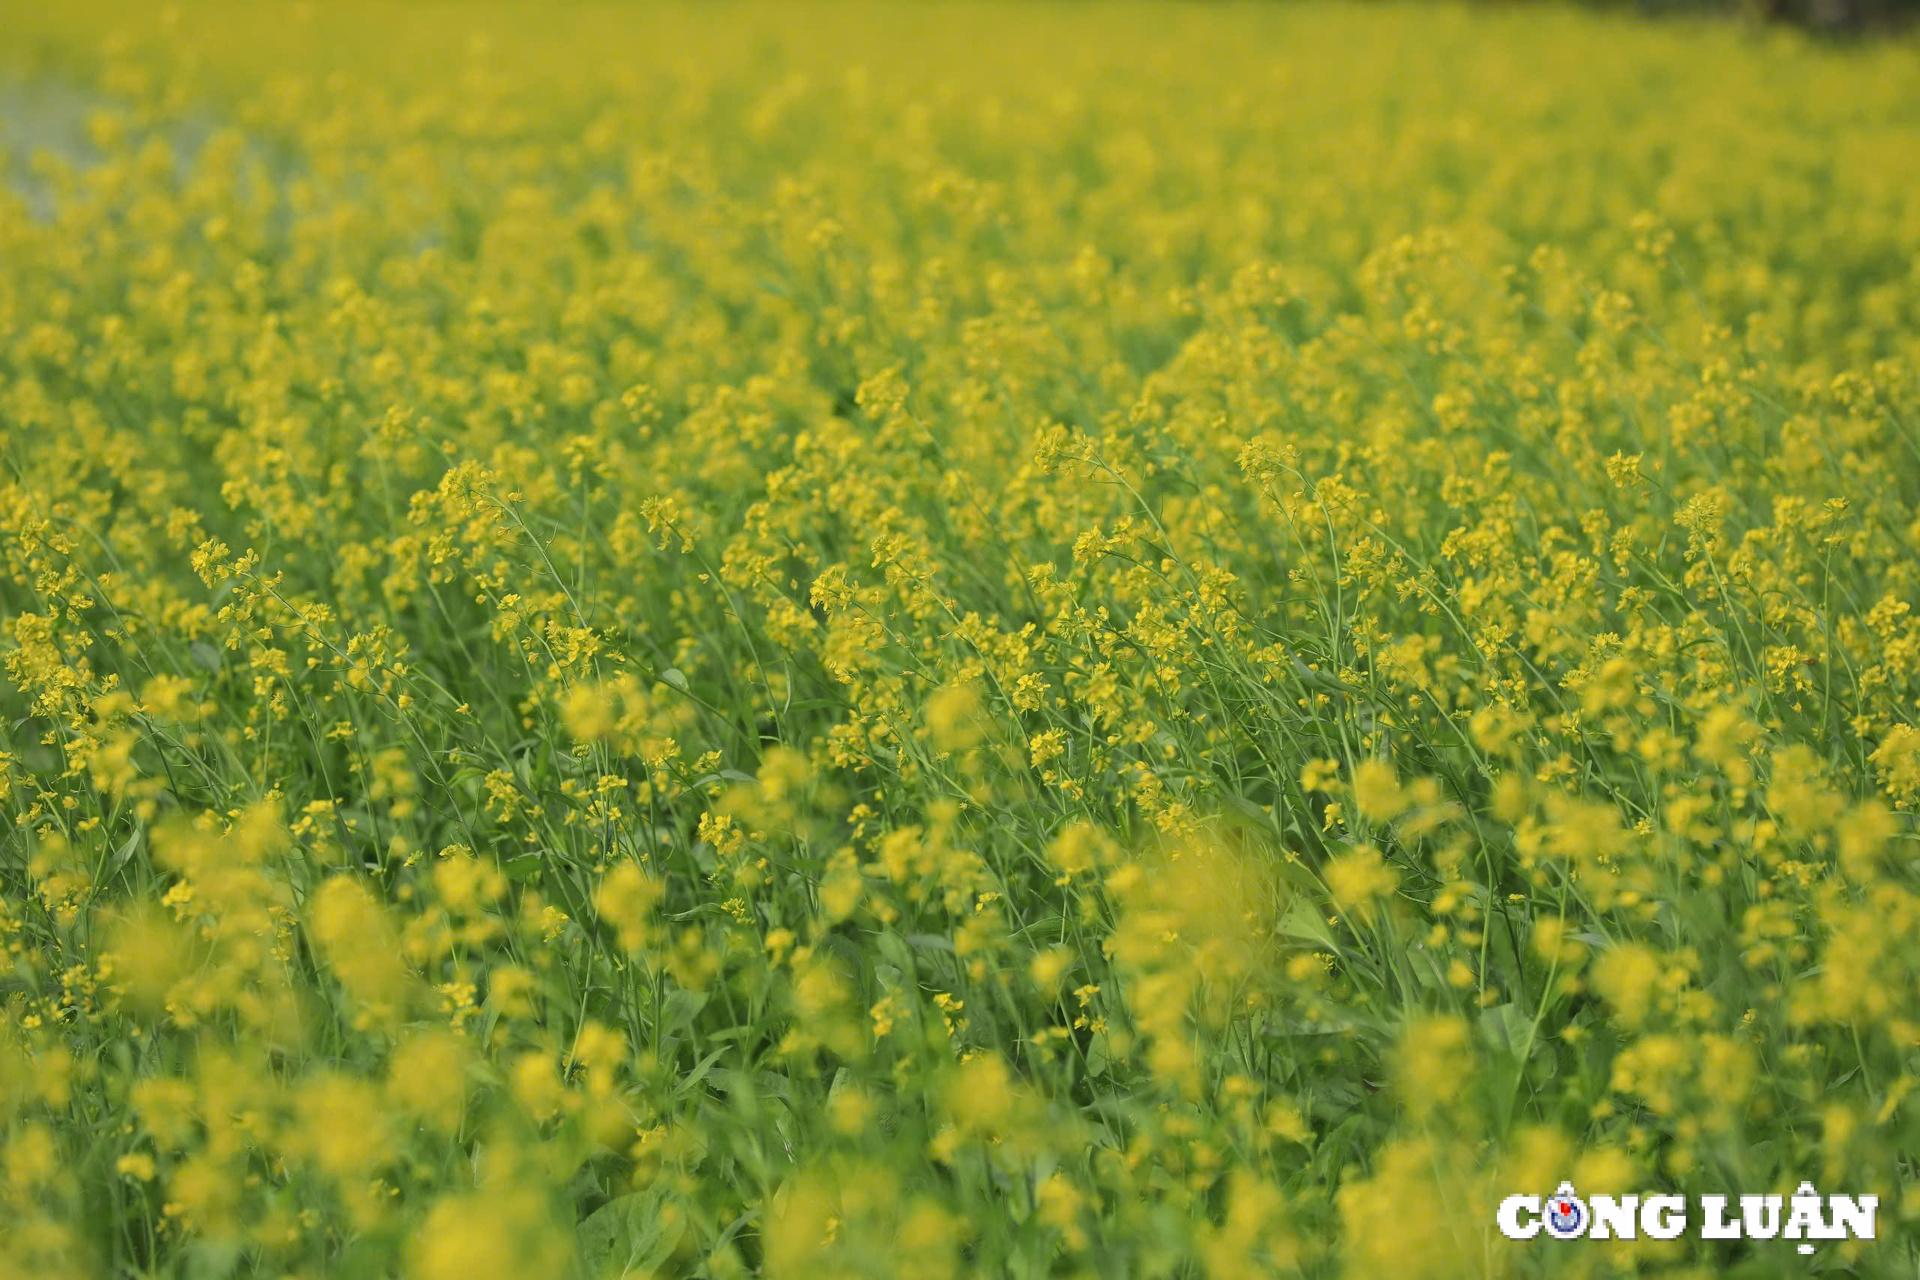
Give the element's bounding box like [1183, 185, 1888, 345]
[502, 852, 545, 883]
[577, 1188, 684, 1278]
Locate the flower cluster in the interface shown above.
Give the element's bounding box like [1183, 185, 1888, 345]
[2, 3, 1918, 1276]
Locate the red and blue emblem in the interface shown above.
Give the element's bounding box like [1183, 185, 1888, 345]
[1544, 1183, 1587, 1239]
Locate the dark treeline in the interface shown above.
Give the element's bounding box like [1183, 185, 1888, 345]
[1588, 0, 1915, 32]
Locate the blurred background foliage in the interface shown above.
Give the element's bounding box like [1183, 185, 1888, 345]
[1513, 0, 1916, 32]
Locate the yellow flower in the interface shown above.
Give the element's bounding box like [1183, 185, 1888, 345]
[1325, 845, 1399, 920]
[592, 862, 664, 953]
[1351, 760, 1407, 821]
[1394, 1015, 1472, 1119]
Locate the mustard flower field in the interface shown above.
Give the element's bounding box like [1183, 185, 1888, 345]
[2, 3, 1918, 1276]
